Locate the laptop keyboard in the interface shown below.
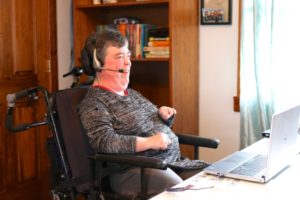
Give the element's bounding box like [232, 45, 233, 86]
[229, 155, 267, 176]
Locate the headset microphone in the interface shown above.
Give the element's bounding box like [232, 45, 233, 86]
[93, 49, 127, 73]
[101, 68, 127, 73]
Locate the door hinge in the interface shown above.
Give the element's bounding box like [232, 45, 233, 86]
[47, 59, 51, 73]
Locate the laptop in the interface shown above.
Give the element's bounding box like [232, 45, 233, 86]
[204, 104, 300, 183]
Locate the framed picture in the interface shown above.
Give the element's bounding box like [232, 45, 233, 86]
[201, 0, 232, 25]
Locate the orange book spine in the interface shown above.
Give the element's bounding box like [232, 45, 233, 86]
[148, 40, 169, 47]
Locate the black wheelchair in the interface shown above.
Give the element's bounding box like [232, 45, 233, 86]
[6, 81, 219, 200]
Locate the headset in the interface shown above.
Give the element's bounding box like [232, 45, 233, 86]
[78, 46, 94, 76]
[93, 49, 127, 73]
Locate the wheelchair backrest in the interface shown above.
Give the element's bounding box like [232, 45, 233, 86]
[53, 87, 93, 193]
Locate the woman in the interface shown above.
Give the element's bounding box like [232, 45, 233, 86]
[78, 28, 207, 198]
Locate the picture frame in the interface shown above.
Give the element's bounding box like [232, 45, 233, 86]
[200, 0, 232, 25]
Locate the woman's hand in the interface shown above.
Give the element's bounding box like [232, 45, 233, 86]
[136, 132, 171, 152]
[158, 106, 177, 121]
[149, 132, 171, 150]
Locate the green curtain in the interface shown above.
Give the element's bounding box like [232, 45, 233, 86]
[240, 0, 300, 148]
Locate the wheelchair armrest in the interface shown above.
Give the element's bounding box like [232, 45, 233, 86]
[88, 154, 167, 200]
[176, 133, 220, 149]
[88, 154, 167, 170]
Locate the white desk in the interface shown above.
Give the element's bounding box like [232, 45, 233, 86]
[151, 139, 300, 200]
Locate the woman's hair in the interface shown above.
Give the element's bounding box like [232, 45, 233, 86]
[80, 28, 127, 76]
[95, 28, 128, 65]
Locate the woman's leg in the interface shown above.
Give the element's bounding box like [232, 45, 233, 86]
[109, 167, 183, 198]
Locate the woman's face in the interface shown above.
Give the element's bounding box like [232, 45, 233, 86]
[102, 45, 131, 91]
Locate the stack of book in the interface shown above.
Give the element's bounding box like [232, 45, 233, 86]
[144, 37, 169, 58]
[96, 20, 171, 59]
[96, 23, 151, 58]
[118, 23, 156, 58]
[112, 17, 156, 58]
[143, 28, 169, 58]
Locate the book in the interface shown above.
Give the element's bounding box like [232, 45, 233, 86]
[143, 46, 169, 52]
[144, 53, 169, 58]
[93, 0, 101, 4]
[149, 37, 169, 41]
[148, 40, 169, 47]
[97, 23, 163, 58]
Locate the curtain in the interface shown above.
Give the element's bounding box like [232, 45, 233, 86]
[240, 0, 300, 148]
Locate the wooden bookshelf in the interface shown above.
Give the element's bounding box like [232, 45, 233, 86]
[73, 0, 199, 158]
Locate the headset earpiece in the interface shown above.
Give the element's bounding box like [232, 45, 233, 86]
[92, 48, 127, 74]
[93, 48, 102, 71]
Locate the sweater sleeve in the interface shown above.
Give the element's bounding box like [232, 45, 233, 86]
[78, 98, 137, 154]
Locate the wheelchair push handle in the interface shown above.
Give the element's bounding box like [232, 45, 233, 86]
[7, 87, 39, 107]
[6, 86, 49, 133]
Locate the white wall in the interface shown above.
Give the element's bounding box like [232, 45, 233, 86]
[56, 0, 74, 89]
[56, 0, 241, 162]
[199, 0, 240, 162]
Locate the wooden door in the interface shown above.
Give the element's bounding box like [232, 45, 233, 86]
[0, 0, 57, 199]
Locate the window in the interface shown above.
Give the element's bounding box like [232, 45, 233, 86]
[238, 0, 300, 148]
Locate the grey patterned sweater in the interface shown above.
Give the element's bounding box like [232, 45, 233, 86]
[78, 87, 208, 170]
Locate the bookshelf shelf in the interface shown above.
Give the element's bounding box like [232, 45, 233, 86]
[76, 0, 168, 9]
[73, 0, 200, 157]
